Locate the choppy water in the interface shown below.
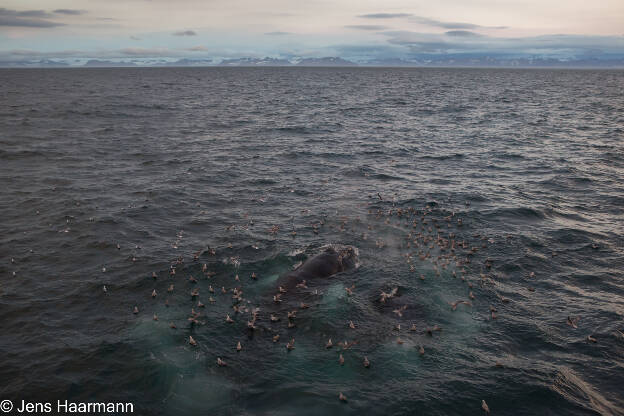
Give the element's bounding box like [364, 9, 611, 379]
[1, 67, 623, 415]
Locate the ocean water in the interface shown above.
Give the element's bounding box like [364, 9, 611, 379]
[1, 67, 623, 415]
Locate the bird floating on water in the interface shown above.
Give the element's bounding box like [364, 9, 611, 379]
[482, 400, 490, 414]
[567, 316, 580, 329]
[393, 305, 407, 317]
[345, 284, 354, 296]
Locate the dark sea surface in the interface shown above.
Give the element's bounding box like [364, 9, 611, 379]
[1, 67, 623, 415]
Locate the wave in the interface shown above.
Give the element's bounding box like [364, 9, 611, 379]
[421, 153, 465, 161]
[484, 206, 546, 221]
[0, 149, 53, 160]
[552, 367, 623, 415]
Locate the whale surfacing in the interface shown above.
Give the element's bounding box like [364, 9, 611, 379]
[276, 245, 359, 291]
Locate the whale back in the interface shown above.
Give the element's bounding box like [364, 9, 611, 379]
[277, 245, 358, 290]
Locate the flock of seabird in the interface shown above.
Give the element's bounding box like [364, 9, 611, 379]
[113, 196, 603, 411]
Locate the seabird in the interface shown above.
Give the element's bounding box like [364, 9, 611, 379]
[567, 316, 580, 329]
[482, 400, 490, 414]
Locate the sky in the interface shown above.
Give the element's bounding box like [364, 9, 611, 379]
[1, 0, 623, 64]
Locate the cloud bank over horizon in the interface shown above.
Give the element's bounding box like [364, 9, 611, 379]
[0, 1, 623, 66]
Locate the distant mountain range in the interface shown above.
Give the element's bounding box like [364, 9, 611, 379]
[1, 55, 623, 68]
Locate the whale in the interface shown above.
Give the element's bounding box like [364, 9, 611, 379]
[247, 245, 359, 330]
[274, 245, 359, 293]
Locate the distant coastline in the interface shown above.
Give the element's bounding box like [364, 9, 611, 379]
[1, 55, 623, 69]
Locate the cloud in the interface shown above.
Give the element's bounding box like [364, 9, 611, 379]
[445, 30, 483, 37]
[356, 13, 507, 31]
[382, 30, 624, 56]
[345, 25, 388, 31]
[172, 30, 196, 36]
[8, 49, 83, 57]
[384, 32, 455, 53]
[359, 13, 412, 19]
[185, 45, 210, 51]
[0, 8, 63, 27]
[53, 9, 86, 15]
[264, 31, 292, 36]
[130, 35, 141, 40]
[0, 8, 51, 18]
[0, 16, 64, 28]
[410, 16, 507, 30]
[119, 47, 174, 57]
